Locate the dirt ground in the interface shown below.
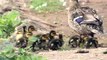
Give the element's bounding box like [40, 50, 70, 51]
[1, 0, 107, 60]
[35, 1, 107, 60]
[34, 0, 107, 44]
[38, 48, 107, 60]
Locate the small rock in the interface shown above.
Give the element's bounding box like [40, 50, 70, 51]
[103, 51, 107, 54]
[76, 50, 89, 53]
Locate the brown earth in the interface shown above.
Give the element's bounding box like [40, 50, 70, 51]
[38, 48, 107, 60]
[1, 0, 107, 60]
[17, 1, 107, 59]
[7, 0, 107, 44]
[34, 1, 107, 44]
[35, 1, 107, 60]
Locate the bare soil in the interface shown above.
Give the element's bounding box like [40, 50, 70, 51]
[35, 1, 107, 60]
[1, 0, 107, 60]
[34, 0, 107, 44]
[38, 48, 107, 60]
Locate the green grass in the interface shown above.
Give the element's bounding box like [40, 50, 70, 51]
[0, 10, 21, 38]
[30, 0, 64, 13]
[0, 47, 47, 60]
[0, 37, 47, 60]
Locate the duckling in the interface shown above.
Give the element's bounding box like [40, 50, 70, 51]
[86, 36, 98, 48]
[31, 34, 49, 51]
[48, 30, 57, 41]
[15, 26, 28, 48]
[27, 25, 36, 32]
[68, 35, 80, 48]
[48, 34, 64, 50]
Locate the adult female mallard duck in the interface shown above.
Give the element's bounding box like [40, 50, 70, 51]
[67, 0, 103, 48]
[68, 0, 103, 36]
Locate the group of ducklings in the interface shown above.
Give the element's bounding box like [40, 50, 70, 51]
[30, 30, 64, 51]
[69, 34, 98, 48]
[14, 25, 98, 52]
[14, 25, 64, 51]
